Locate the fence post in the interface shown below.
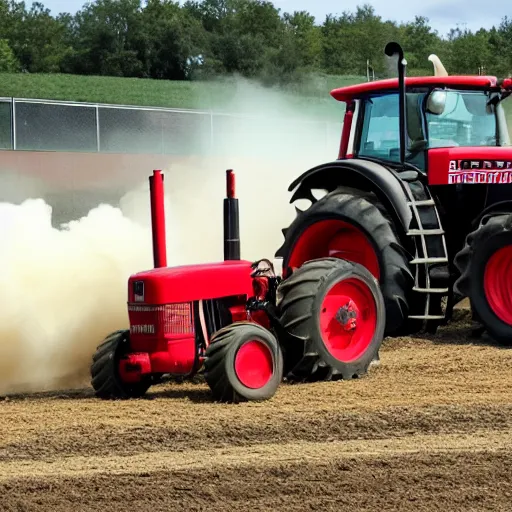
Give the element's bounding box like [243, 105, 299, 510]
[11, 98, 16, 150]
[210, 111, 214, 154]
[95, 104, 100, 152]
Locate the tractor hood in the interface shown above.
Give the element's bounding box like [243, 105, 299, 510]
[428, 146, 512, 185]
[127, 260, 255, 304]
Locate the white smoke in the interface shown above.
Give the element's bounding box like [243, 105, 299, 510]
[0, 199, 154, 394]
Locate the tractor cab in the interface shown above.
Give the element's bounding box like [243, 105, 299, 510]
[332, 75, 512, 184]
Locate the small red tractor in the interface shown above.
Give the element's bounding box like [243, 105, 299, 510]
[91, 42, 512, 403]
[91, 168, 385, 402]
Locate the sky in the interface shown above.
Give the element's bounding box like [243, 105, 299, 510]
[40, 0, 506, 38]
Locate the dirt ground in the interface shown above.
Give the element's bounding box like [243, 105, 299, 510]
[1, 307, 512, 511]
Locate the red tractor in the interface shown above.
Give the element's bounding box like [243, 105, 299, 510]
[91, 42, 512, 403]
[277, 42, 512, 342]
[91, 168, 385, 402]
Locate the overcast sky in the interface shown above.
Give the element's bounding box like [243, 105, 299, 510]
[41, 0, 505, 38]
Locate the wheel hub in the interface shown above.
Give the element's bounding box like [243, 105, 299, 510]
[336, 300, 358, 332]
[234, 340, 274, 389]
[484, 244, 512, 326]
[319, 277, 377, 363]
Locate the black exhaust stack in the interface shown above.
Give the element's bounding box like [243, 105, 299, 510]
[385, 42, 407, 165]
[224, 169, 240, 260]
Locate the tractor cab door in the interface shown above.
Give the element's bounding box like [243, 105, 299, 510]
[356, 91, 428, 172]
[404, 93, 428, 170]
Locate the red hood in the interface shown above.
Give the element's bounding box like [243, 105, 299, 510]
[428, 147, 512, 185]
[127, 260, 255, 304]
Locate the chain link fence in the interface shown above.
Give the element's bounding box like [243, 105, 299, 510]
[0, 98, 341, 159]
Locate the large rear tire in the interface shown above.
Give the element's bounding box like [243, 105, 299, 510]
[454, 214, 512, 344]
[276, 187, 413, 335]
[276, 257, 385, 382]
[204, 322, 284, 403]
[90, 330, 152, 399]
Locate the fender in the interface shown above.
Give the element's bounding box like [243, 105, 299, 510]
[287, 159, 413, 234]
[472, 200, 512, 230]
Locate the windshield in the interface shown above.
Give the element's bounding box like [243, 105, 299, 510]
[426, 90, 497, 148]
[357, 89, 508, 168]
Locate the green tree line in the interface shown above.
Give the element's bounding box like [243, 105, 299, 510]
[0, 0, 510, 83]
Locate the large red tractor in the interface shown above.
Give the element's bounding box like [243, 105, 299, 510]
[91, 41, 512, 403]
[276, 42, 512, 342]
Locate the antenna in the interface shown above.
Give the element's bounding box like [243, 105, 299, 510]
[366, 59, 375, 82]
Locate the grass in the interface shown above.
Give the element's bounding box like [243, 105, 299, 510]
[0, 71, 363, 121]
[1, 70, 509, 122]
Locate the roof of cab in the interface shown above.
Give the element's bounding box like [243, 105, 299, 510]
[330, 76, 499, 102]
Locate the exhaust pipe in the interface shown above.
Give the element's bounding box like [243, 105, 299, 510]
[149, 169, 167, 268]
[224, 169, 240, 261]
[385, 42, 407, 166]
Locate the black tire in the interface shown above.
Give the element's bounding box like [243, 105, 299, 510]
[454, 214, 512, 344]
[276, 257, 386, 382]
[277, 187, 413, 335]
[91, 330, 152, 399]
[204, 322, 284, 404]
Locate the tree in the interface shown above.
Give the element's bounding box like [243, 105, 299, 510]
[488, 17, 512, 77]
[321, 5, 397, 75]
[400, 16, 444, 74]
[447, 28, 492, 75]
[141, 0, 207, 80]
[6, 1, 73, 72]
[282, 10, 322, 69]
[0, 38, 18, 72]
[67, 0, 145, 77]
[0, 0, 508, 83]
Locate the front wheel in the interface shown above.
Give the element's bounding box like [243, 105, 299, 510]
[276, 257, 386, 382]
[90, 330, 152, 399]
[204, 322, 284, 403]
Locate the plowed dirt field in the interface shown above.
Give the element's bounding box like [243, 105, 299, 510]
[1, 308, 512, 511]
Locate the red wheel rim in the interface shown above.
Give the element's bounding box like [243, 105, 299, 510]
[484, 245, 512, 325]
[319, 278, 377, 362]
[287, 220, 380, 279]
[234, 340, 274, 389]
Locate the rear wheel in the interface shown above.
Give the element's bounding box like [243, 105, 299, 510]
[276, 187, 413, 335]
[454, 214, 512, 343]
[204, 322, 284, 403]
[90, 330, 152, 399]
[277, 258, 385, 382]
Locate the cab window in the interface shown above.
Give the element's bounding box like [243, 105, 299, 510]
[358, 93, 401, 162]
[357, 91, 428, 170]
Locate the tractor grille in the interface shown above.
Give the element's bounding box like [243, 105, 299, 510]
[202, 299, 231, 337]
[128, 303, 194, 336]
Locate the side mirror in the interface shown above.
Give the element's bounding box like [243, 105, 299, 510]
[426, 90, 447, 115]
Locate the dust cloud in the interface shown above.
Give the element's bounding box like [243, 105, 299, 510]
[0, 75, 343, 395]
[148, 76, 342, 265]
[0, 200, 152, 394]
